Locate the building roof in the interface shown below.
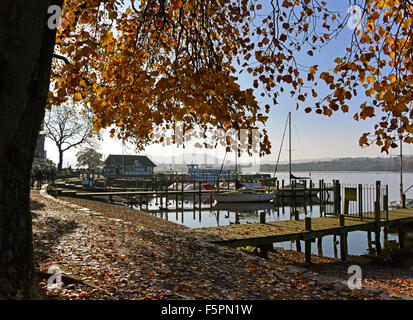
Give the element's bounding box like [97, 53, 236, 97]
[104, 155, 156, 167]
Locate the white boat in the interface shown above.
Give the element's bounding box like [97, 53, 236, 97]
[213, 190, 274, 203]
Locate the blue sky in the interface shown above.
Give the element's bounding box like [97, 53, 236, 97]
[45, 1, 412, 167]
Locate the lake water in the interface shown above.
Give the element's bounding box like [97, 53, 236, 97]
[137, 171, 413, 263]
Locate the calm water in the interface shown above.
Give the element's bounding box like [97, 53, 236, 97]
[136, 171, 413, 262]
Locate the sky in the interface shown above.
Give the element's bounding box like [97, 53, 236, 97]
[44, 1, 413, 168]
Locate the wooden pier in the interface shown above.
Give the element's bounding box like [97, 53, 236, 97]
[194, 207, 413, 264]
[52, 177, 413, 264]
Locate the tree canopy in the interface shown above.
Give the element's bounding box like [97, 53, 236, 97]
[50, 0, 412, 156]
[76, 147, 103, 169]
[44, 103, 98, 170]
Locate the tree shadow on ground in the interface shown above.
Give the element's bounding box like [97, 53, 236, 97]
[33, 217, 79, 259]
[31, 199, 45, 210]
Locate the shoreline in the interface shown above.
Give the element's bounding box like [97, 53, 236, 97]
[31, 188, 413, 300]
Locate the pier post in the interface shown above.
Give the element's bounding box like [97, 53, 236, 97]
[304, 217, 312, 265]
[181, 179, 184, 209]
[317, 237, 323, 256]
[198, 181, 202, 209]
[309, 180, 313, 210]
[367, 231, 373, 251]
[334, 180, 341, 215]
[374, 201, 382, 256]
[175, 178, 179, 209]
[260, 212, 266, 224]
[165, 181, 169, 210]
[384, 193, 389, 221]
[319, 180, 323, 216]
[193, 178, 196, 210]
[333, 235, 338, 258]
[383, 226, 389, 245]
[294, 211, 301, 252]
[339, 214, 347, 261]
[358, 184, 363, 221]
[375, 181, 381, 207]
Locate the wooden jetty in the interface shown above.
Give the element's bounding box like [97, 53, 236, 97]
[194, 207, 413, 264]
[53, 177, 413, 265]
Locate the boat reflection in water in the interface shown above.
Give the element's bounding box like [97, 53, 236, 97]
[213, 201, 275, 225]
[213, 201, 275, 212]
[213, 189, 275, 203]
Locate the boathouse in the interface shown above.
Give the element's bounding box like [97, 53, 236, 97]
[103, 154, 156, 177]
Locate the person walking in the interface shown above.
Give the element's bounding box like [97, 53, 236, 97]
[36, 168, 44, 190]
[50, 167, 56, 184]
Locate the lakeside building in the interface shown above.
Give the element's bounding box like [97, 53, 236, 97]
[103, 154, 156, 177]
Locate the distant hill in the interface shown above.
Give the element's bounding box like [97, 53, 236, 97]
[258, 156, 413, 172]
[151, 154, 413, 172]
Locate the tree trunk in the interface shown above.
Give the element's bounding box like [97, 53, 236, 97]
[0, 1, 63, 299]
[58, 148, 64, 171]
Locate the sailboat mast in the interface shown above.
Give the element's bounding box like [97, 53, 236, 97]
[289, 112, 292, 183]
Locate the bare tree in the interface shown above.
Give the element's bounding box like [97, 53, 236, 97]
[44, 104, 98, 171]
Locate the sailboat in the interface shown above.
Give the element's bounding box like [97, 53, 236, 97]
[213, 147, 274, 203]
[273, 112, 318, 200]
[390, 138, 413, 209]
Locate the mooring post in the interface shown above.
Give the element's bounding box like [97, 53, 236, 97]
[193, 178, 196, 210]
[358, 184, 363, 221]
[374, 201, 382, 256]
[384, 192, 389, 221]
[165, 181, 169, 210]
[339, 214, 347, 261]
[317, 237, 323, 256]
[309, 179, 312, 198]
[333, 235, 338, 258]
[294, 210, 301, 252]
[334, 180, 341, 215]
[305, 217, 312, 265]
[260, 212, 266, 224]
[181, 179, 184, 209]
[294, 210, 299, 221]
[384, 226, 389, 245]
[309, 179, 313, 210]
[375, 180, 381, 206]
[198, 181, 202, 209]
[175, 178, 179, 209]
[367, 231, 373, 251]
[319, 180, 323, 216]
